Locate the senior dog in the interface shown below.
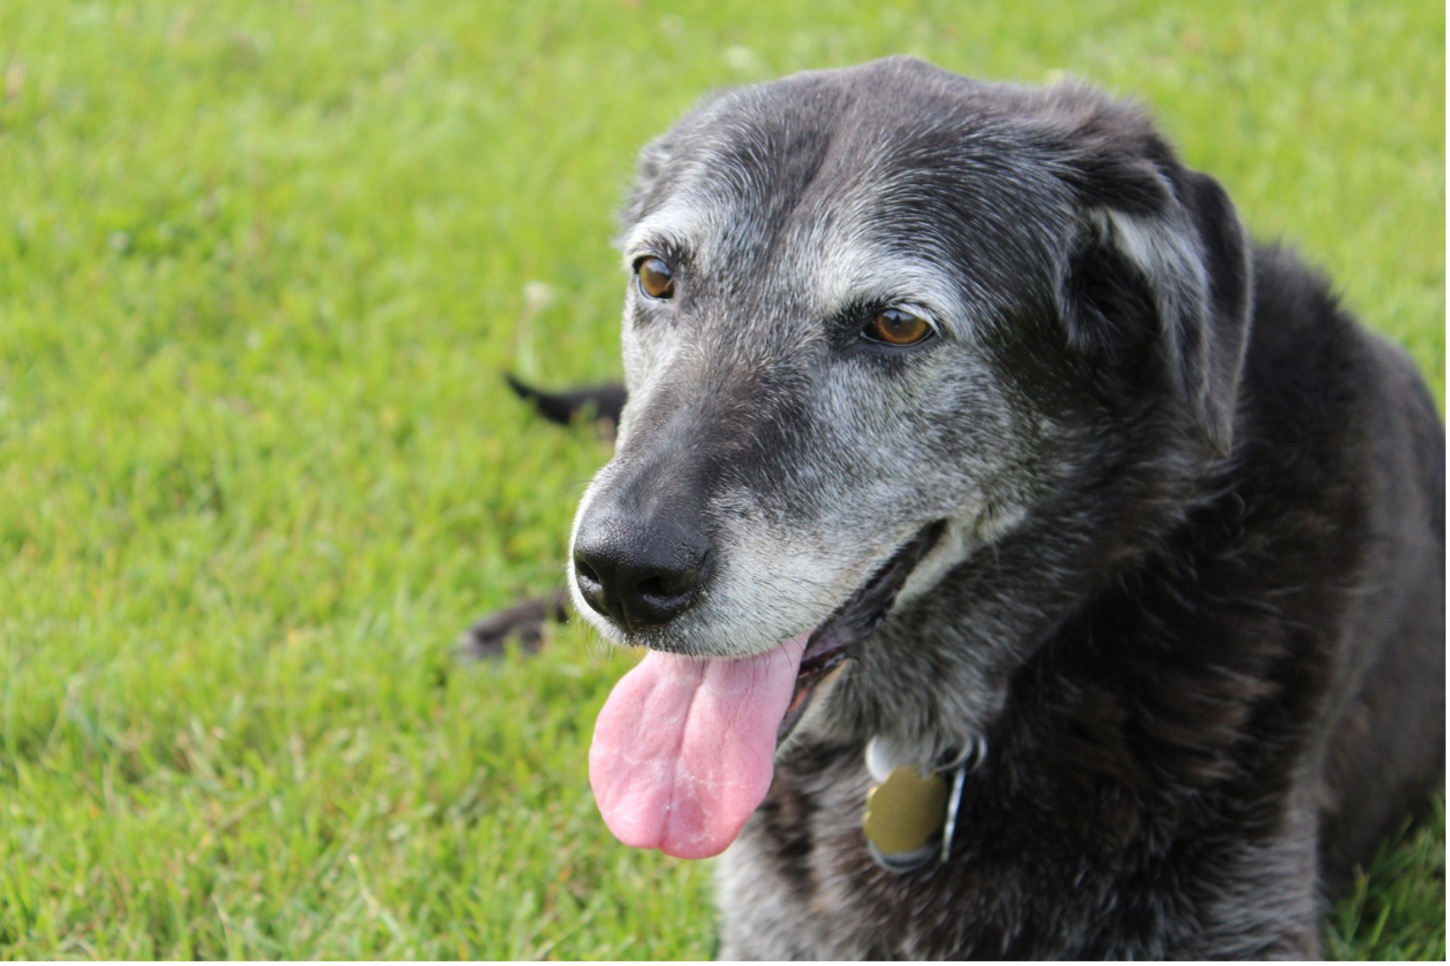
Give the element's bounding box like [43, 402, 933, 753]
[487, 58, 1445, 958]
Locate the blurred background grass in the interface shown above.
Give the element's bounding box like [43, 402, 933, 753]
[0, 0, 1442, 958]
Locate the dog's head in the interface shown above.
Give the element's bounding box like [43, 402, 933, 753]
[575, 58, 1251, 859]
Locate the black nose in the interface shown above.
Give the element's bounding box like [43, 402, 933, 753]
[573, 514, 711, 628]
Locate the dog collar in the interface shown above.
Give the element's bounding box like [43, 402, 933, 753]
[862, 735, 985, 873]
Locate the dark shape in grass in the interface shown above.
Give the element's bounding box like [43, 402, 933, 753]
[504, 372, 626, 433]
[455, 586, 572, 661]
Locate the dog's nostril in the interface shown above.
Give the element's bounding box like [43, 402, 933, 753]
[628, 567, 702, 624]
[638, 574, 684, 600]
[575, 558, 602, 588]
[572, 550, 610, 619]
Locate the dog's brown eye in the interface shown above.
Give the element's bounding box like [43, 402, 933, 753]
[864, 308, 933, 346]
[636, 256, 675, 300]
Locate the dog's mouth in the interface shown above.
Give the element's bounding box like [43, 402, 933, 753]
[777, 520, 946, 745]
[587, 521, 945, 861]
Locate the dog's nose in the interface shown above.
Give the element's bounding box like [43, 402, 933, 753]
[573, 515, 711, 628]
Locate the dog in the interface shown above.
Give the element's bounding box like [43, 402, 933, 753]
[489, 58, 1445, 958]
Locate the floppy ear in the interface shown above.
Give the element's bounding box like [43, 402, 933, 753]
[1060, 134, 1252, 455]
[619, 89, 737, 230]
[619, 131, 677, 228]
[1174, 169, 1253, 453]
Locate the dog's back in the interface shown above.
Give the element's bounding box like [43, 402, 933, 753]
[1263, 245, 1448, 894]
[1198, 241, 1444, 900]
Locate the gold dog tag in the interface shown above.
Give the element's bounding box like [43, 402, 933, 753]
[864, 765, 949, 856]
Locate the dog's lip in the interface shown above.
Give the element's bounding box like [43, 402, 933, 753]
[776, 520, 946, 745]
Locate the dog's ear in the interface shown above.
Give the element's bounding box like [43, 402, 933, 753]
[1171, 170, 1253, 454]
[1057, 109, 1252, 455]
[620, 131, 677, 228]
[619, 89, 737, 230]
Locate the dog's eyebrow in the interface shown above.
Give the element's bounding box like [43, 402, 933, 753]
[818, 252, 974, 340]
[618, 207, 712, 270]
[620, 228, 687, 265]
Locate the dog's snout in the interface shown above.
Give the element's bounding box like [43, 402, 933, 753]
[573, 513, 712, 628]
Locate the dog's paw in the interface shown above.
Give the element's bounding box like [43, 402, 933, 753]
[453, 587, 571, 661]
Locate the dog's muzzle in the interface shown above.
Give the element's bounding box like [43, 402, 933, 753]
[585, 516, 948, 861]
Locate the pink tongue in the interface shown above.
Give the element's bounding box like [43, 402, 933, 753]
[589, 634, 809, 859]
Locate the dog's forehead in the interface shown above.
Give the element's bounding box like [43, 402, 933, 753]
[621, 64, 1067, 323]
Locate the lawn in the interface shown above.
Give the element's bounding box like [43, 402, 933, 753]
[0, 0, 1442, 959]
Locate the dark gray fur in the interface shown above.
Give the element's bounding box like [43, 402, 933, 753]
[570, 58, 1444, 958]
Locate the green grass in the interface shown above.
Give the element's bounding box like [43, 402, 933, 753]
[0, 0, 1442, 958]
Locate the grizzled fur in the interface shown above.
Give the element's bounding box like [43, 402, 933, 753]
[566, 58, 1444, 958]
